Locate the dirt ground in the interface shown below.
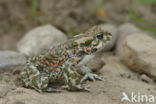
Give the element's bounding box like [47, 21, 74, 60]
[0, 0, 155, 50]
[1, 53, 156, 104]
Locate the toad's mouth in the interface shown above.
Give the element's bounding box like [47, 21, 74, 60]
[92, 41, 105, 53]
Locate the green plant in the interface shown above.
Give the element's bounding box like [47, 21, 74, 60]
[0, 76, 3, 80]
[85, 0, 105, 21]
[129, 7, 145, 25]
[139, 0, 156, 4]
[30, 0, 48, 26]
[38, 18, 47, 25]
[31, 0, 38, 15]
[129, 7, 156, 34]
[5, 79, 10, 83]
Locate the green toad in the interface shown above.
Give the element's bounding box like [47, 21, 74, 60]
[21, 26, 112, 93]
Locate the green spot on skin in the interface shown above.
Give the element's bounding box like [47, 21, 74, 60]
[41, 79, 48, 88]
[85, 39, 93, 46]
[64, 68, 70, 77]
[31, 76, 40, 89]
[70, 67, 75, 71]
[93, 41, 99, 46]
[71, 73, 77, 79]
[72, 42, 78, 47]
[107, 37, 111, 41]
[80, 43, 85, 47]
[103, 39, 107, 43]
[76, 79, 80, 85]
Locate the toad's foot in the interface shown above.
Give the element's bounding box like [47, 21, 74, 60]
[63, 64, 90, 92]
[78, 65, 104, 82]
[62, 85, 90, 92]
[81, 73, 104, 82]
[43, 87, 61, 93]
[76, 84, 90, 92]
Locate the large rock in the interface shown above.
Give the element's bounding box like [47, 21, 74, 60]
[100, 24, 118, 51]
[0, 51, 26, 72]
[115, 23, 143, 58]
[122, 33, 156, 80]
[17, 24, 67, 56]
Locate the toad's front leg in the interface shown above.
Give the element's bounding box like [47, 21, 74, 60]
[63, 64, 90, 92]
[78, 65, 104, 82]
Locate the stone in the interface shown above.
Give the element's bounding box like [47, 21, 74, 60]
[140, 74, 153, 83]
[0, 51, 26, 72]
[100, 24, 118, 51]
[17, 24, 67, 56]
[115, 23, 143, 58]
[122, 33, 156, 80]
[86, 55, 105, 72]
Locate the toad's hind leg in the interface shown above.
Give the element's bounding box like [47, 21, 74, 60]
[21, 64, 49, 93]
[63, 64, 89, 91]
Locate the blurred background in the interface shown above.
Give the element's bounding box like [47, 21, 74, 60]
[0, 1, 156, 103]
[0, 0, 156, 50]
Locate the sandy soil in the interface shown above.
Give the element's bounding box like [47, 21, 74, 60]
[0, 53, 156, 104]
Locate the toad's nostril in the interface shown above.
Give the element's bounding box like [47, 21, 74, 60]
[97, 32, 103, 40]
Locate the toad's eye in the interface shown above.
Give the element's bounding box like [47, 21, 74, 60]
[96, 32, 103, 40]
